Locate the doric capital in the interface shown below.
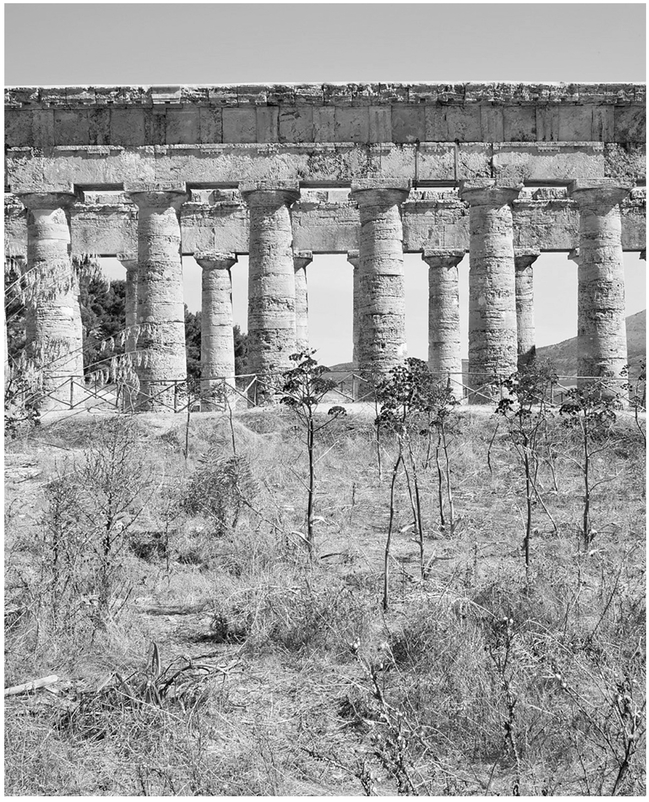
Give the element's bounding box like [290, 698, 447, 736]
[124, 183, 188, 210]
[567, 179, 632, 210]
[422, 248, 465, 269]
[567, 248, 580, 265]
[514, 248, 540, 270]
[194, 251, 238, 270]
[239, 180, 300, 207]
[346, 250, 360, 268]
[350, 179, 410, 207]
[293, 250, 313, 271]
[16, 189, 76, 211]
[117, 252, 138, 269]
[459, 179, 523, 207]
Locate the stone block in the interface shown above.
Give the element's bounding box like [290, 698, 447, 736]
[492, 143, 605, 183]
[313, 107, 336, 142]
[417, 143, 458, 181]
[256, 107, 278, 142]
[604, 143, 646, 183]
[88, 108, 111, 145]
[455, 144, 492, 180]
[536, 106, 560, 142]
[446, 106, 482, 141]
[425, 106, 448, 141]
[111, 108, 145, 146]
[558, 105, 593, 141]
[199, 107, 222, 144]
[368, 107, 392, 143]
[166, 109, 200, 145]
[480, 106, 504, 142]
[391, 105, 426, 143]
[222, 108, 257, 143]
[335, 107, 369, 143]
[32, 109, 55, 147]
[614, 105, 646, 143]
[279, 106, 314, 143]
[592, 106, 615, 141]
[5, 110, 33, 147]
[503, 106, 537, 142]
[53, 109, 88, 145]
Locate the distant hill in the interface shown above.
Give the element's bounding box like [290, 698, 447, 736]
[536, 309, 646, 379]
[328, 309, 646, 383]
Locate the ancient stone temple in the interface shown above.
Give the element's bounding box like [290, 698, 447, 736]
[4, 83, 646, 409]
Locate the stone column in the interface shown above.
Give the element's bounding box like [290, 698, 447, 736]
[567, 179, 632, 384]
[117, 252, 138, 352]
[240, 181, 300, 402]
[194, 251, 237, 411]
[17, 190, 84, 409]
[350, 180, 410, 379]
[125, 185, 188, 412]
[459, 180, 522, 402]
[293, 250, 312, 353]
[346, 250, 361, 399]
[514, 248, 540, 370]
[422, 249, 464, 391]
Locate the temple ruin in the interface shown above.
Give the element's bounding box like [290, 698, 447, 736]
[4, 83, 646, 409]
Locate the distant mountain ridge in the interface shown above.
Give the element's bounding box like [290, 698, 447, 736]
[327, 310, 646, 380]
[536, 309, 646, 378]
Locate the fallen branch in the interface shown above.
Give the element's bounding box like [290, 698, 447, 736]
[4, 675, 59, 697]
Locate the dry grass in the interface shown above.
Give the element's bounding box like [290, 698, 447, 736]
[4, 403, 646, 796]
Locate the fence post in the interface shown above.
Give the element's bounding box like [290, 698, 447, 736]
[69, 377, 74, 409]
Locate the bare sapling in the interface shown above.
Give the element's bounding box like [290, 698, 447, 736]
[496, 362, 556, 575]
[560, 380, 622, 549]
[279, 350, 346, 557]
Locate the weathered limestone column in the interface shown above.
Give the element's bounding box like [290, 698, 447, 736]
[17, 190, 84, 408]
[346, 250, 361, 369]
[117, 253, 138, 351]
[350, 180, 410, 378]
[125, 185, 188, 412]
[114, 253, 138, 411]
[567, 179, 632, 384]
[194, 251, 237, 411]
[240, 181, 300, 402]
[514, 248, 540, 370]
[293, 250, 312, 353]
[346, 250, 361, 399]
[459, 180, 522, 402]
[422, 249, 464, 390]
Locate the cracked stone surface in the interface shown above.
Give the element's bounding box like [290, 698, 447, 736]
[18, 192, 84, 409]
[460, 181, 522, 401]
[194, 251, 237, 410]
[568, 179, 632, 383]
[351, 183, 409, 377]
[127, 189, 188, 412]
[242, 183, 300, 399]
[514, 249, 540, 369]
[422, 249, 465, 386]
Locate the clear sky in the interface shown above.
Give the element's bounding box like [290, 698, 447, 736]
[5, 2, 647, 366]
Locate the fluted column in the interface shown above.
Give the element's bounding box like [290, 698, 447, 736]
[241, 181, 300, 402]
[567, 179, 631, 384]
[346, 250, 360, 369]
[17, 190, 83, 409]
[350, 181, 410, 378]
[459, 180, 522, 402]
[117, 252, 138, 352]
[194, 251, 237, 411]
[422, 249, 464, 390]
[126, 186, 188, 412]
[514, 249, 540, 370]
[293, 250, 312, 353]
